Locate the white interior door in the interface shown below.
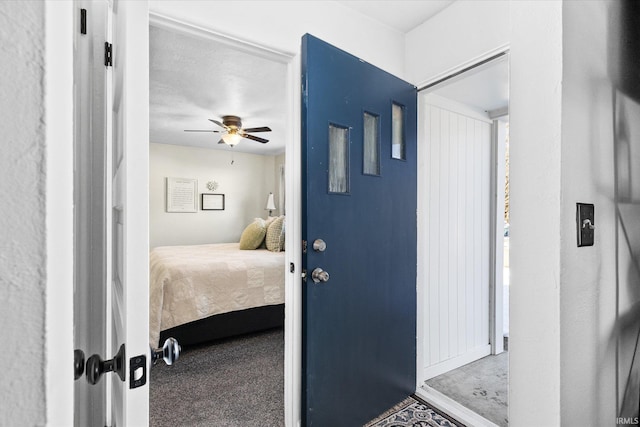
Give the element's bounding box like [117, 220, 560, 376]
[418, 94, 492, 380]
[109, 1, 150, 425]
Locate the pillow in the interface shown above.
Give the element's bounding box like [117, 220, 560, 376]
[265, 215, 285, 252]
[264, 216, 277, 228]
[259, 216, 278, 248]
[239, 218, 267, 250]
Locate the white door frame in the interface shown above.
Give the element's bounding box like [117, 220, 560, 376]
[46, 1, 75, 425]
[489, 116, 509, 356]
[415, 44, 509, 427]
[148, 13, 302, 427]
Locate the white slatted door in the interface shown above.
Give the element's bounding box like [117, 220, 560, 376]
[109, 1, 150, 425]
[419, 94, 492, 380]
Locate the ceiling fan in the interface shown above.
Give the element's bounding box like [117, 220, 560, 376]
[184, 115, 271, 146]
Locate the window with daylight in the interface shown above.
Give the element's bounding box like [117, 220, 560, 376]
[328, 123, 349, 193]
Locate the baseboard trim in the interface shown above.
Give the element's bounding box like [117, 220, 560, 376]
[422, 345, 492, 380]
[415, 385, 500, 427]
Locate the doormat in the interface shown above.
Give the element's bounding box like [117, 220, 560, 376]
[364, 395, 466, 427]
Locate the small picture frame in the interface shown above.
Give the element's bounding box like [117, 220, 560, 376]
[201, 193, 225, 211]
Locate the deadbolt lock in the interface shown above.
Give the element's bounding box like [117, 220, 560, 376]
[313, 239, 327, 252]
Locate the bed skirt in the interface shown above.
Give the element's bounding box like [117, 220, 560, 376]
[158, 304, 285, 347]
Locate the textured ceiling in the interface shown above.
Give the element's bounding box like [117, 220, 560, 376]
[149, 25, 288, 155]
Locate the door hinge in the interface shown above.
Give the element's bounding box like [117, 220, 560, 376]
[302, 240, 307, 254]
[301, 269, 307, 282]
[104, 42, 113, 67]
[80, 9, 87, 35]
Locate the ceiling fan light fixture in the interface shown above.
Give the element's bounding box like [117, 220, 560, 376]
[186, 115, 271, 146]
[222, 132, 242, 146]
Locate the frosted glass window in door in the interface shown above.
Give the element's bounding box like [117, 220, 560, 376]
[392, 102, 406, 160]
[363, 112, 380, 175]
[328, 124, 349, 193]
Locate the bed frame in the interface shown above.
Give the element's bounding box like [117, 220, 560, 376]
[158, 304, 285, 347]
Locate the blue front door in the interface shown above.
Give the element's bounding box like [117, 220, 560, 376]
[301, 34, 417, 426]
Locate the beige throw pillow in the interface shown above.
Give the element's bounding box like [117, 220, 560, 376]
[265, 215, 285, 252]
[259, 216, 277, 249]
[239, 218, 267, 250]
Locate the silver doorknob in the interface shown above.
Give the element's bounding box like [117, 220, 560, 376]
[151, 337, 181, 366]
[311, 267, 330, 283]
[313, 239, 327, 252]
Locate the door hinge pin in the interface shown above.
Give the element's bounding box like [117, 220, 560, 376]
[104, 42, 113, 67]
[301, 269, 307, 281]
[302, 240, 307, 254]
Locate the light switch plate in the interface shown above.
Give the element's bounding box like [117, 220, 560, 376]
[577, 203, 595, 247]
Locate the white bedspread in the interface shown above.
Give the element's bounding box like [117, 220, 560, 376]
[149, 243, 285, 346]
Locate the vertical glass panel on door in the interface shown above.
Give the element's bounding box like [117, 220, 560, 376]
[328, 124, 350, 194]
[363, 112, 380, 175]
[392, 102, 406, 160]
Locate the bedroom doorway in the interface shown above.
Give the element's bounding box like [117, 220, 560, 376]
[415, 52, 510, 427]
[147, 16, 295, 426]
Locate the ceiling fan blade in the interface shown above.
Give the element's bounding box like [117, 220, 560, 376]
[244, 134, 269, 144]
[209, 119, 226, 129]
[184, 130, 221, 132]
[242, 126, 272, 133]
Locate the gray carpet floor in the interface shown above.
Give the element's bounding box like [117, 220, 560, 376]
[425, 352, 508, 427]
[150, 328, 284, 427]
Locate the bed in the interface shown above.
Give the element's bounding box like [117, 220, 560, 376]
[149, 242, 285, 347]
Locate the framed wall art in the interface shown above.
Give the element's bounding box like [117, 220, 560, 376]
[201, 193, 225, 211]
[166, 177, 197, 213]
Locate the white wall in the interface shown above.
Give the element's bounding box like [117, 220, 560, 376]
[560, 2, 618, 425]
[508, 3, 563, 425]
[405, 0, 509, 86]
[510, 1, 628, 425]
[149, 0, 406, 79]
[150, 143, 280, 248]
[0, 1, 47, 425]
